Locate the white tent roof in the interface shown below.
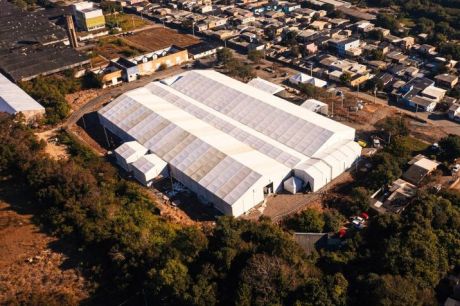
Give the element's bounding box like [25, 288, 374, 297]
[289, 73, 327, 88]
[0, 73, 45, 114]
[247, 77, 285, 95]
[301, 99, 327, 112]
[114, 141, 148, 160]
[99, 70, 357, 206]
[132, 153, 167, 174]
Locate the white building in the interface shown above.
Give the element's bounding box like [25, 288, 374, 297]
[71, 1, 105, 32]
[0, 73, 45, 122]
[289, 73, 328, 88]
[247, 77, 285, 95]
[301, 99, 328, 115]
[132, 154, 168, 186]
[114, 141, 148, 172]
[99, 70, 361, 216]
[448, 103, 460, 122]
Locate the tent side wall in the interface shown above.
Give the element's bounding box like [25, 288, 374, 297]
[133, 168, 149, 186]
[230, 182, 265, 217]
[98, 113, 135, 143]
[169, 164, 234, 215]
[115, 153, 129, 172]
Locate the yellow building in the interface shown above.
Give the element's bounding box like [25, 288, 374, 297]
[350, 74, 369, 87]
[72, 2, 106, 32]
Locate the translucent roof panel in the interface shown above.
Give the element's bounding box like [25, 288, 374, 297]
[168, 70, 346, 157]
[0, 73, 45, 113]
[99, 92, 266, 206]
[247, 77, 285, 95]
[145, 83, 302, 168]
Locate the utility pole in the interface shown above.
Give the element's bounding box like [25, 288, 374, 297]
[374, 85, 377, 104]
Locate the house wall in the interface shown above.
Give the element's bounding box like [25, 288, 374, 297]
[136, 49, 188, 75]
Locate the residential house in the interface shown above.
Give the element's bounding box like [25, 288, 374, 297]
[448, 103, 460, 122]
[402, 155, 440, 185]
[330, 37, 360, 56]
[370, 178, 417, 214]
[113, 45, 188, 81]
[386, 51, 408, 64]
[435, 74, 459, 89]
[187, 41, 222, 59]
[419, 44, 436, 55]
[350, 73, 369, 87]
[398, 77, 445, 112]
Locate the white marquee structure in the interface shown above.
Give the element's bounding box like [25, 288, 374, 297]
[99, 70, 361, 216]
[0, 73, 45, 121]
[114, 141, 148, 172]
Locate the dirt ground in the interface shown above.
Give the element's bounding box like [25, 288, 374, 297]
[450, 178, 460, 191]
[35, 129, 68, 160]
[0, 182, 91, 304]
[66, 89, 101, 112]
[244, 172, 354, 222]
[124, 27, 200, 51]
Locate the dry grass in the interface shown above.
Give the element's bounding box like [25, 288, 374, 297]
[124, 27, 200, 51]
[35, 129, 68, 160]
[0, 185, 91, 304]
[106, 14, 150, 31]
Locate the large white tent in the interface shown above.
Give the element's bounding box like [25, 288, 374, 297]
[99, 70, 360, 216]
[0, 72, 45, 121]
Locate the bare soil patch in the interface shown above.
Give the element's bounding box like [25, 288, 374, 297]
[0, 182, 91, 304]
[124, 27, 200, 51]
[66, 89, 100, 111]
[35, 129, 68, 160]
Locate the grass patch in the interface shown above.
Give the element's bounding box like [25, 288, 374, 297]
[106, 13, 149, 31]
[400, 135, 430, 154]
[94, 37, 145, 59]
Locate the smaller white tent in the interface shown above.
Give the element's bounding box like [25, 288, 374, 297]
[301, 99, 328, 115]
[114, 141, 148, 172]
[132, 154, 168, 186]
[247, 77, 285, 95]
[294, 140, 361, 192]
[284, 176, 304, 194]
[289, 73, 327, 88]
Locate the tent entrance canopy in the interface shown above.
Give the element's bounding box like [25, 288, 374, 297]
[284, 176, 304, 194]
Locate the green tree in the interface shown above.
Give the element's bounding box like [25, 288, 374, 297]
[248, 49, 264, 64]
[284, 209, 326, 232]
[216, 48, 233, 65]
[340, 72, 352, 85]
[350, 187, 371, 213]
[439, 134, 460, 162]
[356, 274, 426, 306]
[323, 209, 345, 232]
